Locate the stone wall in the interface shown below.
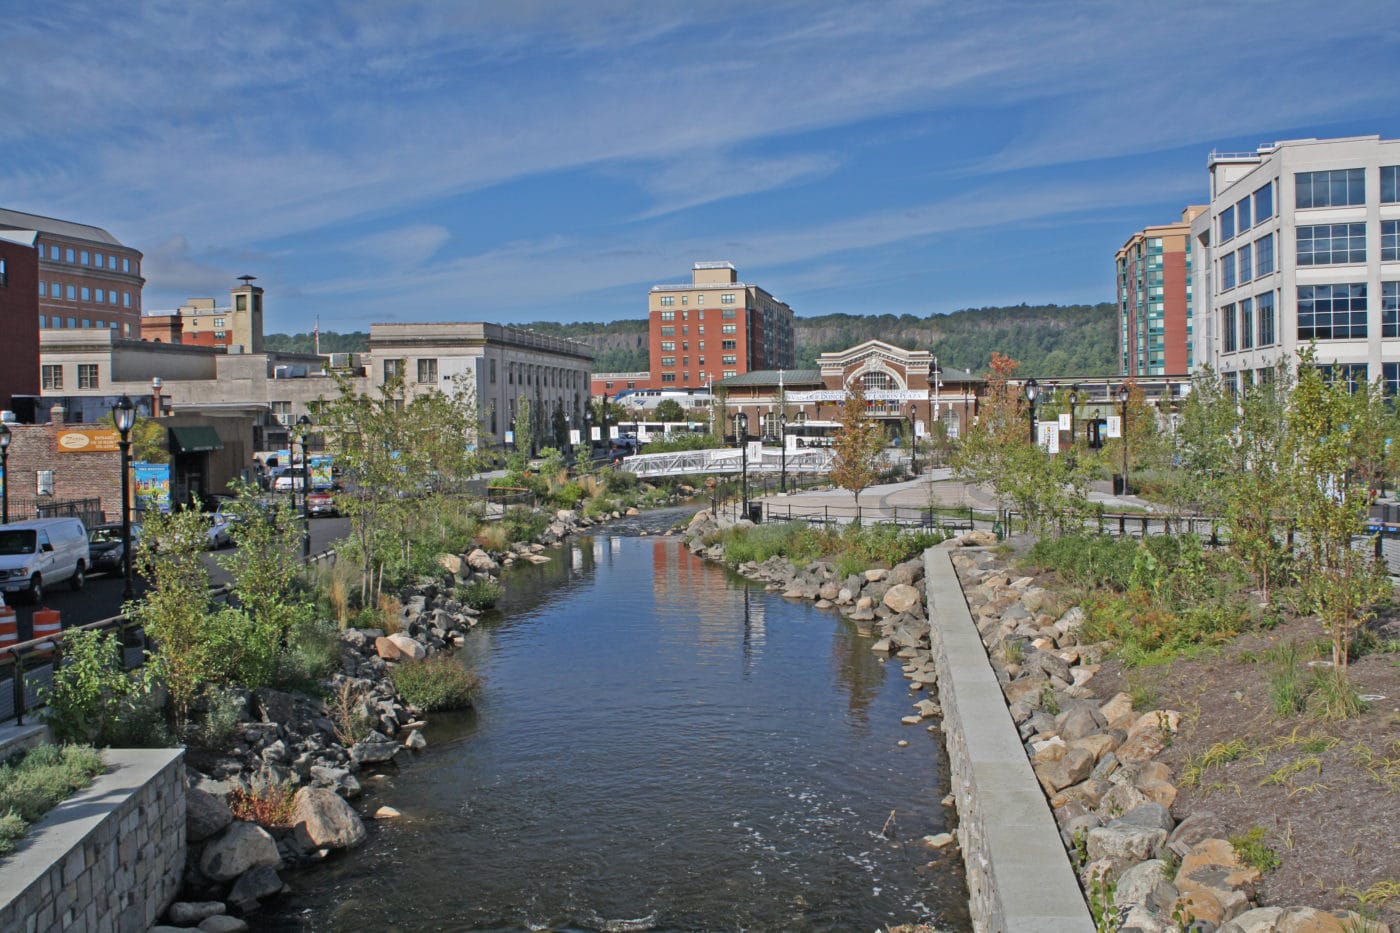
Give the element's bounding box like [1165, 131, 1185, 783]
[923, 546, 1094, 933]
[0, 748, 185, 933]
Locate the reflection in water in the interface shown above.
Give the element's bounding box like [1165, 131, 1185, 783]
[260, 530, 969, 932]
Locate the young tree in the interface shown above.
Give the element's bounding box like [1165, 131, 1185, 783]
[654, 398, 685, 423]
[830, 376, 887, 516]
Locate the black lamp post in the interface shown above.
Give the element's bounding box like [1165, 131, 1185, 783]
[1067, 384, 1081, 447]
[1117, 385, 1130, 496]
[779, 413, 788, 493]
[583, 408, 594, 462]
[297, 414, 312, 558]
[112, 395, 136, 600]
[0, 421, 10, 525]
[735, 412, 749, 518]
[1024, 378, 1039, 444]
[908, 403, 918, 476]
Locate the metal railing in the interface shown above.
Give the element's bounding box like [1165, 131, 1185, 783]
[4, 496, 106, 529]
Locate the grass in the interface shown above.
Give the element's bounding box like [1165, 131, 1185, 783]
[716, 520, 947, 573]
[0, 744, 106, 857]
[1305, 667, 1369, 721]
[1229, 826, 1282, 873]
[389, 655, 480, 712]
[227, 783, 298, 829]
[1181, 739, 1251, 788]
[457, 577, 503, 611]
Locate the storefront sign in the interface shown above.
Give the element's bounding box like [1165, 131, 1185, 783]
[55, 429, 121, 453]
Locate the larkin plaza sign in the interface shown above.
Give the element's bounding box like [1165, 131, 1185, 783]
[785, 389, 933, 403]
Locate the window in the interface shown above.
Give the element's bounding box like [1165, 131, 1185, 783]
[1222, 303, 1237, 352]
[38, 315, 46, 328]
[80, 250, 89, 265]
[660, 296, 675, 307]
[123, 292, 131, 307]
[660, 326, 675, 336]
[108, 256, 116, 270]
[1383, 220, 1400, 261]
[661, 373, 677, 383]
[722, 308, 736, 319]
[1219, 205, 1235, 242]
[122, 258, 130, 273]
[659, 310, 674, 320]
[1255, 233, 1275, 276]
[660, 341, 675, 351]
[1222, 252, 1236, 291]
[1383, 166, 1400, 204]
[721, 324, 736, 334]
[1384, 282, 1400, 338]
[489, 359, 497, 384]
[680, 296, 687, 305]
[81, 286, 90, 301]
[1298, 283, 1368, 340]
[235, 294, 247, 311]
[213, 331, 226, 340]
[41, 365, 62, 390]
[48, 245, 58, 260]
[66, 285, 75, 300]
[384, 359, 402, 380]
[1297, 223, 1366, 265]
[722, 339, 737, 350]
[1321, 363, 1368, 395]
[416, 358, 438, 382]
[94, 252, 103, 267]
[51, 280, 60, 296]
[1240, 298, 1254, 350]
[696, 294, 704, 305]
[1236, 195, 1252, 231]
[1237, 245, 1252, 284]
[65, 248, 74, 262]
[66, 318, 75, 328]
[1295, 168, 1365, 208]
[721, 293, 736, 304]
[723, 370, 736, 379]
[722, 355, 737, 365]
[660, 356, 676, 366]
[1253, 182, 1273, 221]
[272, 401, 292, 426]
[37, 281, 45, 297]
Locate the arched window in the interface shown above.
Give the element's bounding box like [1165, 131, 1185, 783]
[942, 410, 961, 439]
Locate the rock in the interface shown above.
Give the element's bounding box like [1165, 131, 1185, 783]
[864, 568, 888, 582]
[1114, 857, 1170, 907]
[1003, 676, 1049, 706]
[871, 637, 893, 653]
[186, 787, 234, 842]
[199, 917, 250, 933]
[960, 530, 997, 547]
[374, 806, 402, 819]
[199, 821, 280, 883]
[1175, 838, 1261, 917]
[386, 633, 426, 660]
[1057, 704, 1105, 742]
[1128, 710, 1182, 739]
[1086, 824, 1167, 866]
[1035, 747, 1095, 793]
[227, 864, 284, 913]
[1118, 905, 1171, 932]
[350, 733, 399, 765]
[882, 584, 922, 614]
[292, 786, 368, 851]
[1112, 802, 1175, 834]
[466, 549, 499, 572]
[437, 553, 463, 575]
[1172, 888, 1227, 927]
[404, 729, 427, 750]
[921, 833, 956, 848]
[1100, 691, 1135, 723]
[167, 902, 226, 925]
[1069, 732, 1119, 763]
[1218, 908, 1285, 933]
[1116, 727, 1169, 765]
[1167, 812, 1226, 858]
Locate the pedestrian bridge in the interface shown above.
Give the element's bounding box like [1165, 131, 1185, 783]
[621, 445, 836, 478]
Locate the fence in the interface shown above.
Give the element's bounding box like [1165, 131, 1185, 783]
[4, 496, 105, 529]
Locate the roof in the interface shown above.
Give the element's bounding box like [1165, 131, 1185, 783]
[0, 229, 38, 247]
[168, 425, 224, 454]
[715, 369, 823, 388]
[0, 207, 124, 247]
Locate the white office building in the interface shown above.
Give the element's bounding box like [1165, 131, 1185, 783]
[1191, 135, 1400, 393]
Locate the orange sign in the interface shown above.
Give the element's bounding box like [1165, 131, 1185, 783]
[55, 429, 121, 453]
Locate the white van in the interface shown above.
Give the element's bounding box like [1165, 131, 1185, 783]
[0, 518, 90, 603]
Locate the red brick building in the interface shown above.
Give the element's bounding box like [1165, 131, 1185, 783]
[1116, 206, 1204, 377]
[0, 231, 41, 413]
[0, 207, 145, 339]
[0, 421, 124, 524]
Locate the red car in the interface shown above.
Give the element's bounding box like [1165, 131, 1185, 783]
[306, 489, 338, 517]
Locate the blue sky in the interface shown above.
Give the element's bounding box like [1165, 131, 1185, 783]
[5, 0, 1400, 334]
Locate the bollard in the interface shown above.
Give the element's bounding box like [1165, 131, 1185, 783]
[0, 604, 17, 653]
[32, 608, 62, 655]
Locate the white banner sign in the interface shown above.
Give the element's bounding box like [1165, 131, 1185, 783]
[569, 429, 581, 445]
[589, 426, 600, 441]
[914, 419, 926, 438]
[1058, 413, 1072, 431]
[785, 388, 932, 403]
[1037, 421, 1060, 454]
[1106, 416, 1122, 439]
[748, 441, 763, 461]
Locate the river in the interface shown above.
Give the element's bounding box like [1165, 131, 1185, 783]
[263, 511, 970, 932]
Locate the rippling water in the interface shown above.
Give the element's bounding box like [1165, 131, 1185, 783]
[263, 517, 969, 932]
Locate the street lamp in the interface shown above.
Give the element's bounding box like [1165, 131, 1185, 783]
[779, 413, 788, 494]
[1117, 385, 1130, 496]
[1067, 384, 1081, 447]
[583, 408, 594, 462]
[151, 376, 163, 418]
[112, 395, 136, 600]
[1024, 378, 1039, 445]
[908, 402, 918, 476]
[735, 412, 749, 518]
[928, 358, 942, 460]
[0, 422, 10, 525]
[297, 414, 312, 558]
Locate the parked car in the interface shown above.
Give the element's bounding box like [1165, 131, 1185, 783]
[87, 522, 142, 575]
[206, 514, 232, 549]
[0, 517, 90, 603]
[306, 488, 338, 517]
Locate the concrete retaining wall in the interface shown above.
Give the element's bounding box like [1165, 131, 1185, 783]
[0, 747, 186, 933]
[924, 547, 1094, 933]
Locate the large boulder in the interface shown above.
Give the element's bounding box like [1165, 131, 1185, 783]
[437, 553, 463, 576]
[186, 787, 234, 842]
[199, 821, 280, 882]
[227, 865, 285, 914]
[375, 633, 427, 661]
[466, 549, 499, 572]
[292, 786, 367, 851]
[882, 584, 922, 614]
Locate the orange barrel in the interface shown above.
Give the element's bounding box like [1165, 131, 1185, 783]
[32, 608, 61, 655]
[0, 605, 17, 652]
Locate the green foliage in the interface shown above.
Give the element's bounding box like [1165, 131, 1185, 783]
[830, 376, 887, 509]
[718, 521, 944, 573]
[640, 432, 723, 454]
[1026, 534, 1140, 592]
[1304, 667, 1369, 721]
[188, 686, 248, 748]
[654, 399, 685, 422]
[502, 506, 548, 543]
[274, 617, 343, 691]
[1268, 642, 1307, 717]
[0, 744, 105, 855]
[1229, 826, 1281, 873]
[389, 656, 481, 711]
[263, 330, 369, 353]
[41, 629, 164, 746]
[457, 577, 503, 610]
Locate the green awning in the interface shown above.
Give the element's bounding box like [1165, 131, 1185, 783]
[169, 425, 224, 454]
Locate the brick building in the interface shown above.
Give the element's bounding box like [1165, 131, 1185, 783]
[143, 276, 264, 351]
[0, 420, 124, 525]
[1115, 207, 1205, 377]
[0, 231, 41, 413]
[0, 207, 145, 337]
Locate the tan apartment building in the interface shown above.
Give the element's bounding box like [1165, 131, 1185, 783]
[142, 276, 265, 351]
[1116, 206, 1206, 377]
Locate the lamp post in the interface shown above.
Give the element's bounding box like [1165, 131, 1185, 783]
[735, 412, 749, 518]
[779, 413, 788, 493]
[928, 358, 942, 463]
[297, 414, 312, 558]
[908, 402, 918, 476]
[151, 376, 163, 418]
[1024, 378, 1039, 445]
[583, 408, 594, 463]
[112, 395, 136, 600]
[1117, 385, 1130, 496]
[1067, 384, 1081, 447]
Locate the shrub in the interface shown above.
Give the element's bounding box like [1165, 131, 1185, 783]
[458, 577, 503, 611]
[502, 507, 548, 543]
[274, 617, 343, 691]
[1304, 667, 1368, 721]
[1268, 642, 1307, 716]
[227, 783, 298, 829]
[1228, 827, 1281, 873]
[187, 686, 248, 748]
[550, 482, 587, 509]
[389, 655, 480, 711]
[474, 522, 511, 551]
[0, 744, 105, 854]
[42, 629, 163, 746]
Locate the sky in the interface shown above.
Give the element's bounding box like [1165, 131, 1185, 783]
[5, 0, 1400, 334]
